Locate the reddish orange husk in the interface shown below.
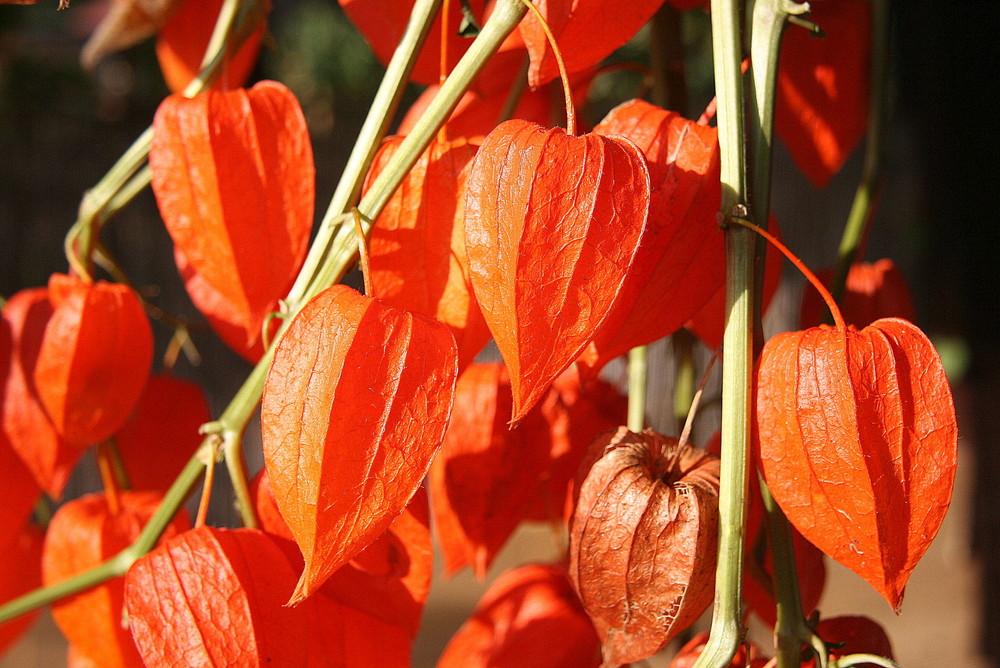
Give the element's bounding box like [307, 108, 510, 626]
[430, 362, 552, 577]
[43, 491, 190, 668]
[1, 288, 80, 498]
[464, 119, 650, 423]
[150, 81, 314, 354]
[260, 285, 457, 603]
[522, 366, 628, 523]
[799, 258, 915, 329]
[33, 274, 153, 447]
[114, 374, 212, 493]
[0, 431, 38, 556]
[518, 0, 665, 87]
[570, 427, 721, 666]
[156, 0, 267, 94]
[578, 99, 723, 376]
[755, 317, 957, 611]
[173, 248, 277, 363]
[364, 136, 490, 372]
[437, 563, 602, 667]
[775, 0, 871, 188]
[252, 469, 434, 647]
[125, 526, 308, 667]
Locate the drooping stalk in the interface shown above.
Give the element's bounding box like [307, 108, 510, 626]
[831, 0, 889, 301]
[691, 0, 753, 664]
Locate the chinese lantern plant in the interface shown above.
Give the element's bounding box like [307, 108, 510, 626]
[0, 1, 961, 667]
[33, 274, 154, 448]
[746, 219, 957, 612]
[570, 427, 722, 665]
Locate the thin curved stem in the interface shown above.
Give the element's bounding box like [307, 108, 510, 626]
[515, 0, 575, 134]
[728, 217, 847, 331]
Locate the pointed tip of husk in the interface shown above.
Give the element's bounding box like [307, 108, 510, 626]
[286, 574, 315, 607]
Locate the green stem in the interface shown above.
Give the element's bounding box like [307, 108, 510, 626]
[103, 166, 153, 222]
[691, 0, 752, 664]
[746, 3, 815, 667]
[833, 655, 900, 668]
[672, 330, 697, 434]
[204, 340, 282, 529]
[760, 477, 824, 668]
[286, 0, 445, 306]
[0, 449, 206, 625]
[291, 0, 529, 307]
[830, 0, 889, 302]
[627, 345, 648, 432]
[748, 0, 808, 226]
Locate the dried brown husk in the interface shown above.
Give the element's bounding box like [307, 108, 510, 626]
[570, 427, 720, 666]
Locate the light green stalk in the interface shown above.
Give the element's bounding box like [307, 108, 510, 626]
[691, 0, 753, 663]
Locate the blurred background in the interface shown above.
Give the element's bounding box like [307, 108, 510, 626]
[1, 0, 997, 666]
